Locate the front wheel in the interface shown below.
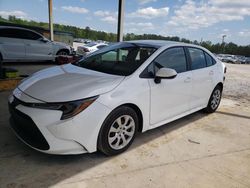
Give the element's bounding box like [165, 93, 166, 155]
[204, 85, 222, 113]
[56, 50, 69, 56]
[98, 106, 138, 156]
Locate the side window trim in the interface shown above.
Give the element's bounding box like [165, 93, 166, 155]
[140, 46, 189, 78]
[184, 46, 191, 71]
[203, 51, 209, 67]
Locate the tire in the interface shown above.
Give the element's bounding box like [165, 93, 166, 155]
[204, 85, 222, 113]
[56, 50, 69, 56]
[98, 106, 138, 156]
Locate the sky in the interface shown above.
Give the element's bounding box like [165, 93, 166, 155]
[0, 0, 250, 45]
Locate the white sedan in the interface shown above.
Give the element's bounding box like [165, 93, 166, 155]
[77, 42, 108, 56]
[8, 40, 226, 156]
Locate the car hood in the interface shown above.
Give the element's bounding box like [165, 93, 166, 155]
[52, 41, 68, 46]
[52, 41, 71, 49]
[18, 64, 124, 103]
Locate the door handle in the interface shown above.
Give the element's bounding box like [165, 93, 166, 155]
[209, 70, 214, 75]
[26, 44, 31, 46]
[184, 77, 191, 83]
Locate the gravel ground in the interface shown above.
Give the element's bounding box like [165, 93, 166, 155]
[223, 63, 250, 103]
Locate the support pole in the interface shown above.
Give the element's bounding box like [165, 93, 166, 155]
[48, 0, 54, 41]
[0, 58, 3, 79]
[117, 0, 125, 42]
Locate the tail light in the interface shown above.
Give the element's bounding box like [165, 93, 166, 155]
[224, 67, 227, 73]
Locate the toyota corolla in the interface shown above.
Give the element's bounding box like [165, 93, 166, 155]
[8, 40, 226, 156]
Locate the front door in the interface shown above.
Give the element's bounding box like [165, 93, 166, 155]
[149, 47, 192, 125]
[23, 30, 53, 61]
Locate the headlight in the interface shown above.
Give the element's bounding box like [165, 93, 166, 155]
[31, 96, 98, 120]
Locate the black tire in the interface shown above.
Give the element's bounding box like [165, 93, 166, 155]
[56, 49, 69, 56]
[204, 85, 222, 113]
[98, 106, 138, 156]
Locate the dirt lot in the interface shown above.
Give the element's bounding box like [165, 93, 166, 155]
[223, 63, 250, 103]
[0, 63, 250, 188]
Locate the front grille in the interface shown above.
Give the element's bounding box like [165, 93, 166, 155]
[9, 98, 50, 150]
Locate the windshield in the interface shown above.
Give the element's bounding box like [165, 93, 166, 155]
[74, 42, 157, 76]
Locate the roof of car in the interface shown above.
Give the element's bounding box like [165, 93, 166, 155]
[126, 40, 183, 48]
[0, 26, 33, 30]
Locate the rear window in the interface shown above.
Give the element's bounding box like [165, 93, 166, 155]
[188, 48, 207, 70]
[0, 28, 24, 38]
[0, 28, 42, 40]
[85, 43, 97, 47]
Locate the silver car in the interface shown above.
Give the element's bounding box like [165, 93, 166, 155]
[0, 26, 72, 63]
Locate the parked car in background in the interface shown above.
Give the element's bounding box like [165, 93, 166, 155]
[77, 42, 108, 56]
[235, 55, 247, 64]
[73, 38, 92, 51]
[9, 40, 226, 156]
[0, 26, 73, 63]
[73, 38, 92, 44]
[246, 57, 250, 64]
[217, 54, 240, 64]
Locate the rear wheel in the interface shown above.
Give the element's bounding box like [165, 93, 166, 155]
[204, 85, 222, 113]
[98, 106, 138, 156]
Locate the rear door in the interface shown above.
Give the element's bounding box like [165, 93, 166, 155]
[22, 30, 53, 61]
[186, 47, 214, 109]
[0, 28, 26, 60]
[148, 47, 192, 125]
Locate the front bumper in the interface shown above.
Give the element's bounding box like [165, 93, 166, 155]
[8, 97, 111, 155]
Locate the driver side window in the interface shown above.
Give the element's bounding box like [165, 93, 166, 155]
[154, 47, 187, 73]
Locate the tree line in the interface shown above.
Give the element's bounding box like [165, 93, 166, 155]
[1, 16, 250, 56]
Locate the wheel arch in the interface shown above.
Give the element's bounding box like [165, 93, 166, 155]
[216, 82, 223, 91]
[108, 103, 144, 133]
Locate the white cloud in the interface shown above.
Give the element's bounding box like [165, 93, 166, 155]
[0, 10, 28, 19]
[126, 22, 154, 28]
[210, 0, 250, 6]
[95, 10, 117, 24]
[101, 16, 117, 24]
[61, 6, 89, 14]
[238, 29, 250, 37]
[125, 22, 155, 33]
[137, 0, 157, 5]
[166, 0, 250, 31]
[94, 10, 112, 17]
[128, 7, 169, 19]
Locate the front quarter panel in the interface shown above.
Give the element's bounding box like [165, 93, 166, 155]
[97, 76, 151, 132]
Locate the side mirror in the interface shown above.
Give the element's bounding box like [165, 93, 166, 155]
[39, 38, 49, 43]
[154, 68, 177, 84]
